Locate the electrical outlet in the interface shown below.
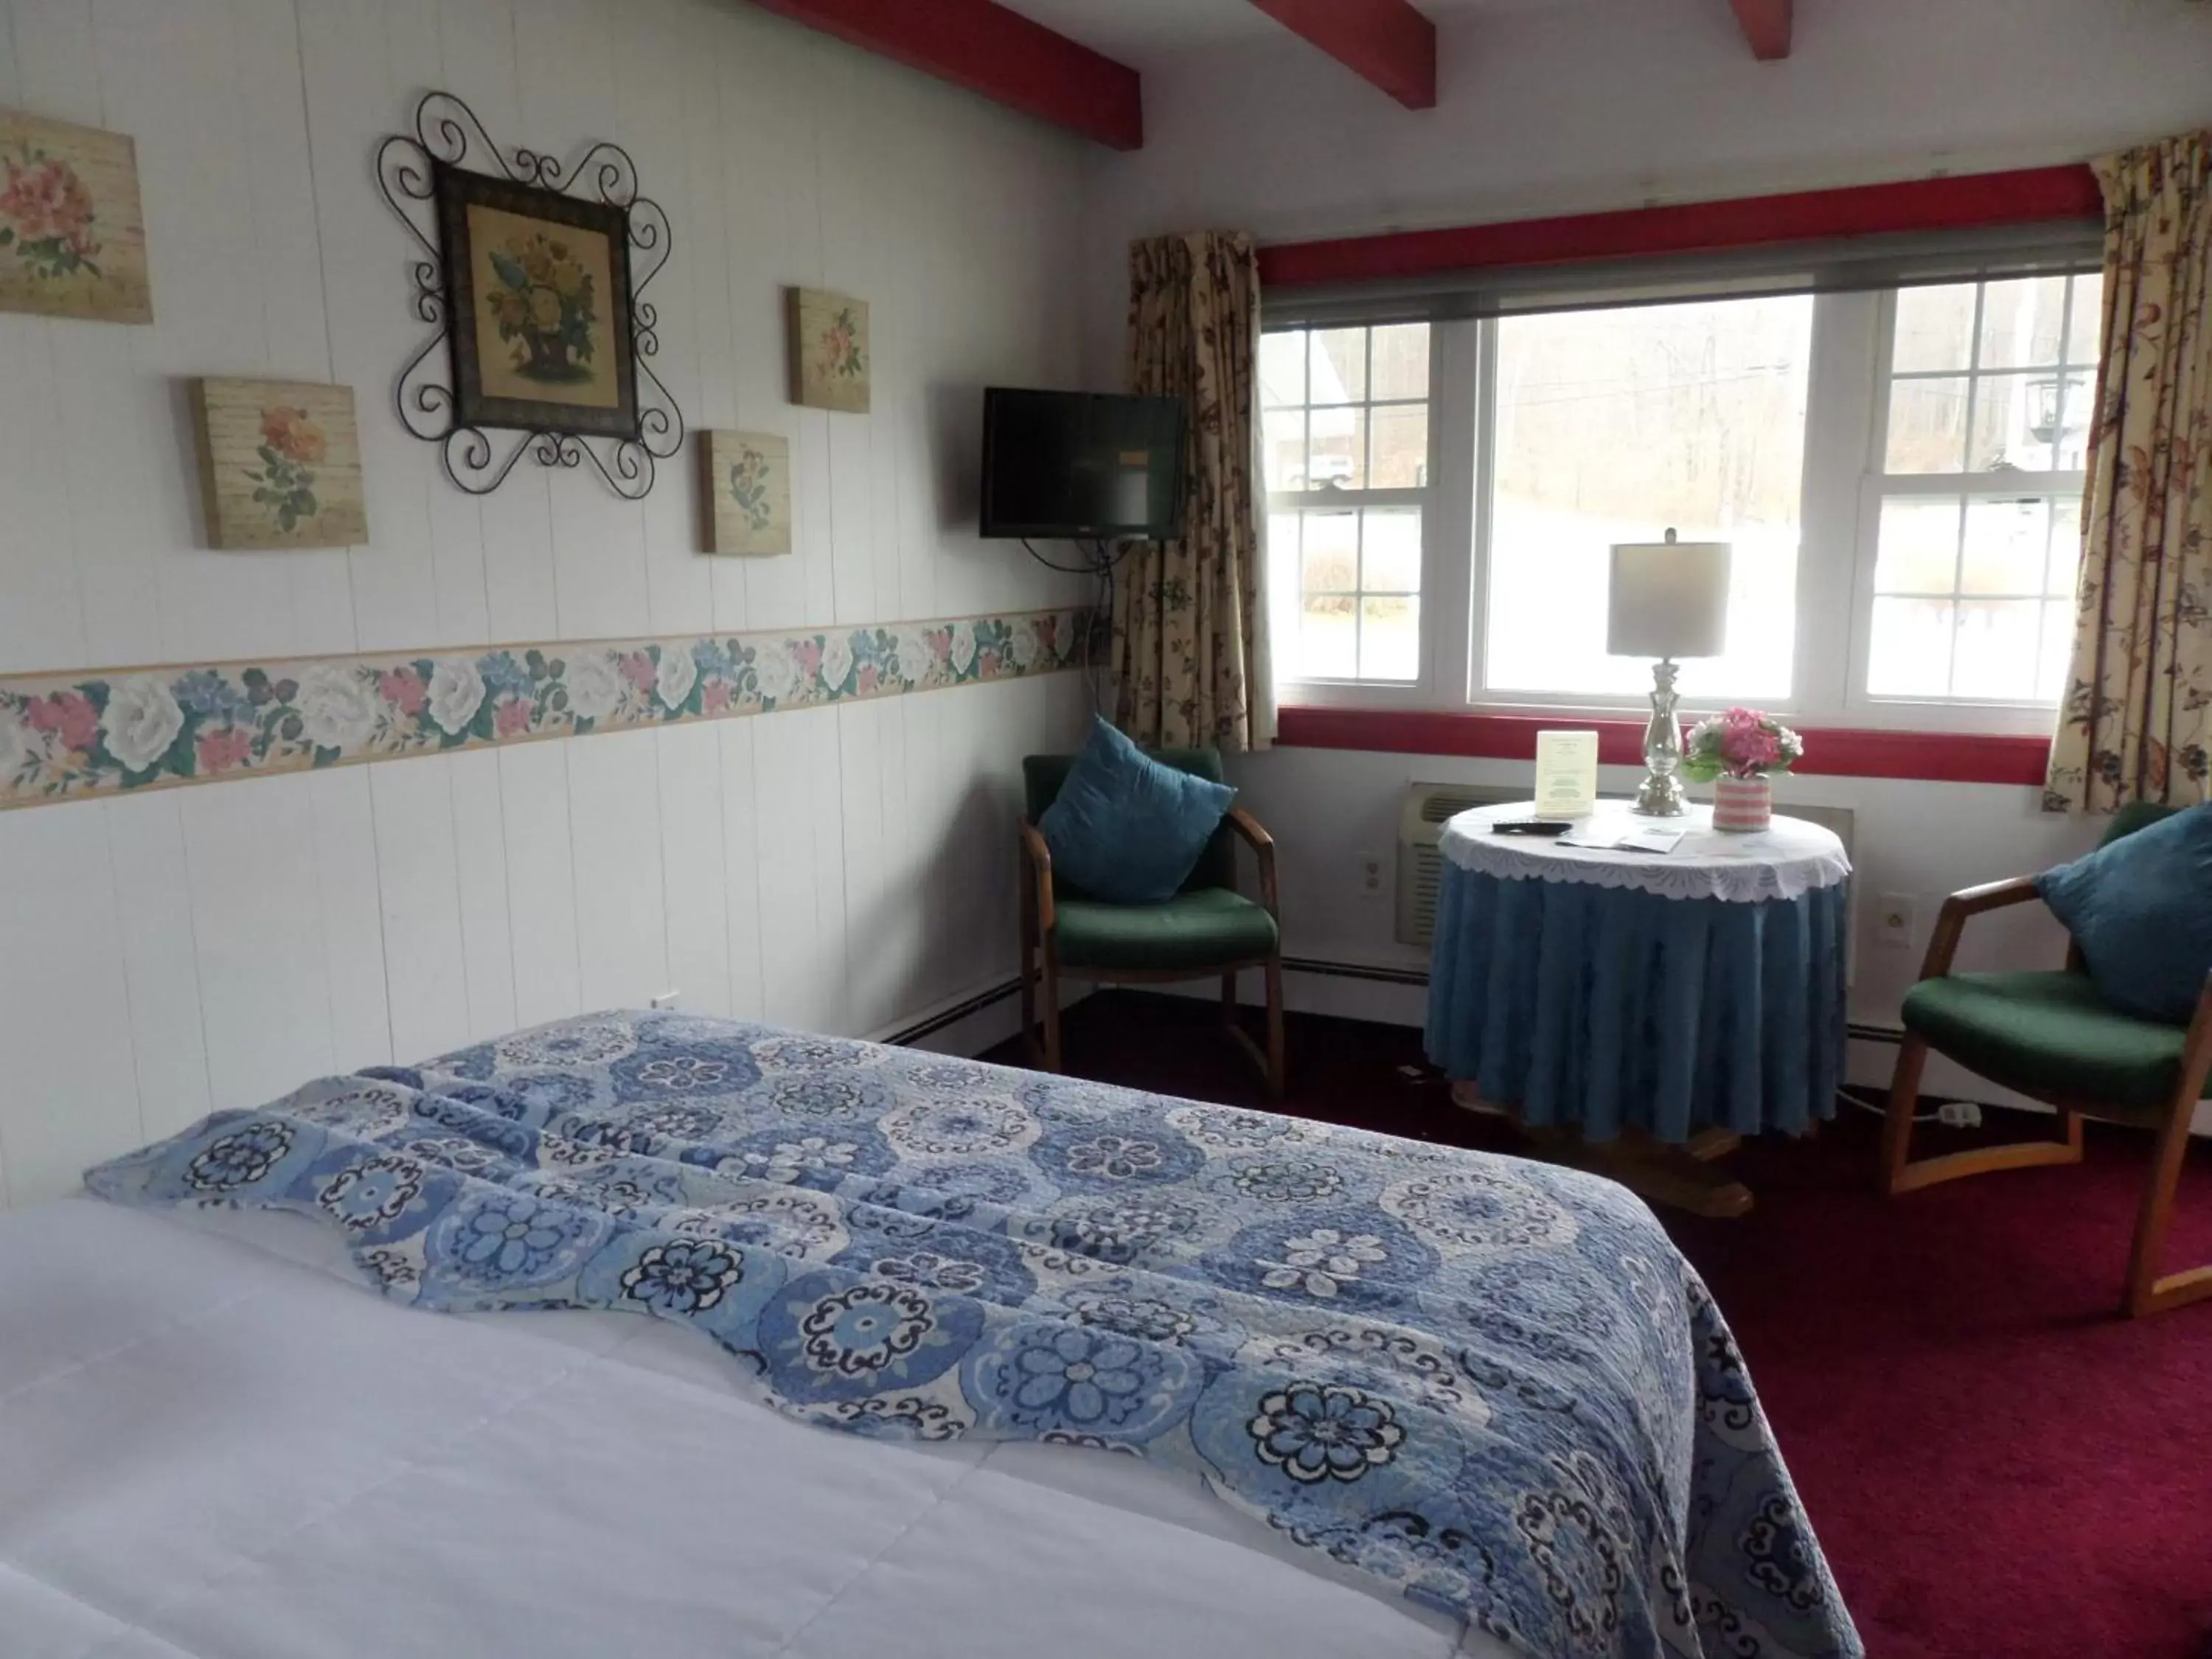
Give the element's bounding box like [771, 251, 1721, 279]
[1937, 1101, 1982, 1130]
[650, 990, 681, 1010]
[1355, 852, 1387, 900]
[1874, 893, 1916, 948]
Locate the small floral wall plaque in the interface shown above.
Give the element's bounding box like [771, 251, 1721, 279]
[189, 378, 367, 550]
[0, 109, 151, 323]
[787, 288, 869, 414]
[702, 430, 792, 556]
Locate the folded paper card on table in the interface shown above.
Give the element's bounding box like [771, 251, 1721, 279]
[1534, 728, 1598, 818]
[1557, 823, 1686, 854]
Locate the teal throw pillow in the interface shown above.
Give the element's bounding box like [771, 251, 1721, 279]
[1038, 717, 1236, 905]
[2035, 803, 2212, 1023]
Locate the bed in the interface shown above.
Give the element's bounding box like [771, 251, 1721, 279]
[4, 1011, 1861, 1659]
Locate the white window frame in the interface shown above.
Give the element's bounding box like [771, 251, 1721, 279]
[1265, 277, 2098, 738]
[1838, 280, 2092, 733]
[1262, 322, 1462, 707]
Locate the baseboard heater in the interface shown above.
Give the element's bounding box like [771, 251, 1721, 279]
[881, 977, 1024, 1048]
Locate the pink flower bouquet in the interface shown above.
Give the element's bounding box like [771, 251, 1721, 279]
[1680, 706, 1803, 782]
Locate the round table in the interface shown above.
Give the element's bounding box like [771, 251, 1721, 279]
[1425, 800, 1851, 1194]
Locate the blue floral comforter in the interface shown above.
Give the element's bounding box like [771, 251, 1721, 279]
[87, 1011, 1859, 1659]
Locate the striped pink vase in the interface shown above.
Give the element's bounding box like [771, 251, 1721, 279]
[1712, 775, 1773, 832]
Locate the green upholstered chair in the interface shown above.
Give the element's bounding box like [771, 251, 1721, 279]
[1882, 802, 2212, 1317]
[1018, 747, 1284, 1096]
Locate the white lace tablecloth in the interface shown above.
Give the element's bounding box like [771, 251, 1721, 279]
[1440, 799, 1851, 904]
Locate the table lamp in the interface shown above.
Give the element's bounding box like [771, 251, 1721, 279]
[1607, 529, 1731, 818]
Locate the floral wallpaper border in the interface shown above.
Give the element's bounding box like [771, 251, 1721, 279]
[0, 606, 1094, 811]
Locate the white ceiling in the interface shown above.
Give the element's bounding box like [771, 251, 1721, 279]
[998, 0, 1582, 70]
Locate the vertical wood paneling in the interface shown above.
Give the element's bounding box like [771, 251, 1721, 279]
[306, 766, 397, 1071]
[654, 720, 732, 1018]
[0, 0, 1091, 1203]
[835, 697, 893, 1033]
[498, 740, 585, 1029]
[448, 748, 520, 1041]
[565, 728, 669, 1010]
[750, 704, 826, 1030]
[102, 793, 215, 1142]
[180, 776, 338, 1113]
[367, 757, 472, 1060]
[0, 801, 139, 1203]
[297, 0, 440, 653]
[717, 719, 767, 1023]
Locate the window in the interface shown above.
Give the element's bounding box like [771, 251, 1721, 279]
[1262, 262, 2106, 734]
[1483, 295, 1814, 702]
[1262, 324, 1433, 683]
[1863, 276, 2099, 704]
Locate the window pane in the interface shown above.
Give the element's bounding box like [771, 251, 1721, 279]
[1961, 497, 2049, 594]
[2053, 371, 2094, 469]
[1371, 323, 1430, 401]
[1306, 405, 1366, 490]
[1978, 276, 2067, 369]
[1874, 498, 1961, 594]
[1893, 284, 1978, 373]
[1368, 402, 1429, 487]
[1868, 598, 1956, 696]
[1969, 372, 2055, 471]
[1296, 594, 1357, 679]
[2065, 274, 2104, 367]
[1300, 509, 1358, 593]
[1360, 595, 1419, 681]
[1885, 378, 1969, 473]
[1363, 507, 1422, 591]
[1262, 409, 1306, 491]
[2039, 600, 2076, 702]
[1486, 295, 1811, 699]
[1951, 600, 2045, 700]
[1310, 328, 1367, 405]
[1260, 330, 1306, 408]
[2046, 496, 2083, 596]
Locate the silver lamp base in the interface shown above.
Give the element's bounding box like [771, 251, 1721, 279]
[1630, 657, 1688, 818]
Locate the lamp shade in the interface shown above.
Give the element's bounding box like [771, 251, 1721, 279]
[1607, 537, 1731, 659]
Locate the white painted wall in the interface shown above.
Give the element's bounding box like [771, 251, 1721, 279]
[0, 0, 1093, 1206]
[1079, 0, 2211, 1107]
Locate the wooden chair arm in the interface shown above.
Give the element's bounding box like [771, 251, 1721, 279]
[1224, 807, 1279, 918]
[2180, 974, 2212, 1104]
[1018, 819, 1055, 933]
[1917, 875, 2044, 982]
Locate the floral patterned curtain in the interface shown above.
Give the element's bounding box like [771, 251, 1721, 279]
[2045, 132, 2212, 811]
[1112, 232, 1274, 752]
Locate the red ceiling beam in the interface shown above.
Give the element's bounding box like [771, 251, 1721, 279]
[1257, 164, 2105, 289]
[1246, 0, 1437, 111]
[743, 0, 1144, 150]
[1728, 0, 1793, 61]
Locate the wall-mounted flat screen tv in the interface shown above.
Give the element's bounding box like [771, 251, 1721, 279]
[979, 389, 1186, 540]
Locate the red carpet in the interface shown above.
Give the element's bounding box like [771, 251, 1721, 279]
[987, 991, 2212, 1659]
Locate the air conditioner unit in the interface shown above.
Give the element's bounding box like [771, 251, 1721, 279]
[1395, 781, 1523, 947]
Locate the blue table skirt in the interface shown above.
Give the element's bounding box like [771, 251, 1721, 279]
[1425, 863, 1848, 1143]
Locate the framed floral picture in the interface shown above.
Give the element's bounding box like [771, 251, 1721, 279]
[702, 430, 792, 555]
[787, 287, 869, 414]
[0, 109, 151, 323]
[435, 163, 639, 442]
[189, 378, 367, 550]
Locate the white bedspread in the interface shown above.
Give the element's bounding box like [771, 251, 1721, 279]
[0, 1200, 1500, 1659]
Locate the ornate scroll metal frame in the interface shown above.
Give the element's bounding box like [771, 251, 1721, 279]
[376, 91, 683, 500]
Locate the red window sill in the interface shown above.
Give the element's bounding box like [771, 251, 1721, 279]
[1275, 706, 2052, 787]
